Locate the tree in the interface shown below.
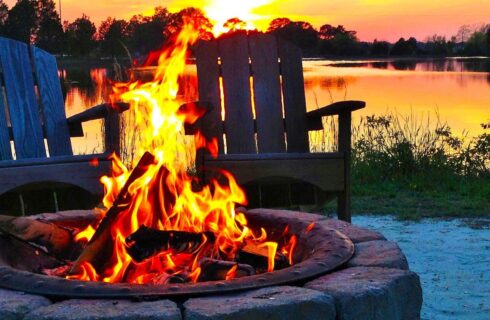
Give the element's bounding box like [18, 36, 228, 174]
[65, 14, 97, 56]
[126, 7, 172, 55]
[370, 40, 390, 56]
[267, 18, 291, 33]
[168, 7, 213, 40]
[3, 0, 36, 43]
[319, 24, 356, 41]
[35, 0, 63, 53]
[0, 0, 8, 26]
[223, 18, 246, 33]
[98, 17, 128, 58]
[425, 35, 449, 55]
[390, 37, 418, 56]
[317, 24, 360, 56]
[487, 27, 490, 51]
[267, 19, 318, 53]
[464, 31, 488, 56]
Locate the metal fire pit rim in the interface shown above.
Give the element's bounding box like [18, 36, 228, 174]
[0, 210, 354, 299]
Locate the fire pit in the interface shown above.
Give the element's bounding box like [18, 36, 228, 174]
[0, 208, 354, 299]
[0, 209, 423, 320]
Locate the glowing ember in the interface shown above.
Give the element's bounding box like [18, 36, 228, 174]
[68, 19, 297, 284]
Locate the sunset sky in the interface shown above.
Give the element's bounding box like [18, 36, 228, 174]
[5, 0, 489, 41]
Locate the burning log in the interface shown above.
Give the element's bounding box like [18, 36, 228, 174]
[199, 258, 255, 281]
[70, 152, 157, 275]
[237, 242, 290, 271]
[125, 225, 215, 262]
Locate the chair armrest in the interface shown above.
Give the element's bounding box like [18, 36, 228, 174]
[306, 100, 365, 130]
[67, 102, 130, 124]
[67, 102, 130, 137]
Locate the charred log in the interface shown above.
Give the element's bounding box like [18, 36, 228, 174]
[125, 226, 215, 262]
[199, 258, 255, 281]
[0, 215, 73, 256]
[0, 231, 64, 272]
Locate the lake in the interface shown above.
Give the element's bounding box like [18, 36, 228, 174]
[62, 57, 490, 155]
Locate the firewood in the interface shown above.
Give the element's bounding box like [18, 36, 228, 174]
[69, 152, 157, 275]
[0, 215, 73, 256]
[125, 225, 215, 262]
[237, 242, 290, 271]
[0, 231, 64, 272]
[152, 272, 189, 284]
[199, 258, 255, 281]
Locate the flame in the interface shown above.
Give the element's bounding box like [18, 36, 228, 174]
[69, 18, 297, 284]
[74, 225, 96, 242]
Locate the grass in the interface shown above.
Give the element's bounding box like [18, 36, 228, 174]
[319, 112, 490, 220]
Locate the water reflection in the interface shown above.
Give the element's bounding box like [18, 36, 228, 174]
[327, 57, 490, 73]
[62, 58, 490, 155]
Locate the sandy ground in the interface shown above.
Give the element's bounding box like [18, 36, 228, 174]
[353, 215, 490, 320]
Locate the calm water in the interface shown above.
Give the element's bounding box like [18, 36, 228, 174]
[63, 58, 490, 155]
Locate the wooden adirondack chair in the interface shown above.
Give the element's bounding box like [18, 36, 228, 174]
[194, 33, 365, 222]
[0, 37, 126, 214]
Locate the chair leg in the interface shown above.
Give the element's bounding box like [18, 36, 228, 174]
[337, 191, 351, 223]
[338, 111, 352, 223]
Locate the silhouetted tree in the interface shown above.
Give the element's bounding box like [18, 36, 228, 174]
[465, 31, 488, 55]
[65, 14, 96, 56]
[319, 24, 356, 40]
[126, 7, 172, 55]
[223, 17, 246, 33]
[487, 27, 490, 51]
[425, 35, 450, 55]
[35, 0, 63, 53]
[3, 0, 36, 43]
[370, 40, 390, 56]
[0, 1, 8, 26]
[268, 19, 318, 53]
[390, 37, 418, 55]
[168, 8, 213, 40]
[267, 18, 291, 32]
[98, 18, 128, 58]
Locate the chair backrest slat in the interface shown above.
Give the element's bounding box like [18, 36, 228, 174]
[219, 33, 256, 154]
[195, 40, 224, 153]
[0, 38, 45, 159]
[196, 34, 310, 155]
[0, 92, 11, 160]
[249, 34, 286, 153]
[31, 46, 72, 156]
[277, 38, 309, 152]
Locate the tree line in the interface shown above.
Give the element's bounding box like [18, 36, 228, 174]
[0, 0, 489, 59]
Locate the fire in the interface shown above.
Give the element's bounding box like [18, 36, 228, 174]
[69, 18, 296, 284]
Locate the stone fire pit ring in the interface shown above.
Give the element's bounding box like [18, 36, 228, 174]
[0, 209, 354, 299]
